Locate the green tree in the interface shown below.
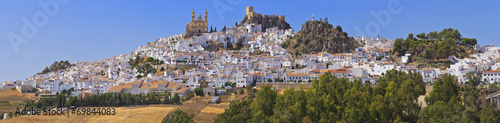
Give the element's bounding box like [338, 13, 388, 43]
[424, 74, 460, 105]
[67, 87, 74, 96]
[61, 89, 67, 95]
[231, 82, 236, 88]
[393, 38, 403, 55]
[164, 92, 171, 104]
[246, 85, 255, 98]
[173, 93, 180, 104]
[194, 87, 204, 96]
[162, 110, 194, 123]
[336, 25, 342, 32]
[418, 101, 462, 123]
[214, 99, 253, 122]
[416, 32, 426, 39]
[479, 103, 500, 123]
[239, 89, 244, 95]
[462, 38, 477, 47]
[147, 57, 154, 62]
[255, 85, 277, 118]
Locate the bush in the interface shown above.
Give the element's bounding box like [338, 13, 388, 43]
[194, 87, 204, 96]
[162, 110, 194, 123]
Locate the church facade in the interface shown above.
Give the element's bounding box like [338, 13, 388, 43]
[186, 8, 208, 37]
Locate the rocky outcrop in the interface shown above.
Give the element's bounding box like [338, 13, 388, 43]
[39, 61, 72, 74]
[282, 20, 361, 56]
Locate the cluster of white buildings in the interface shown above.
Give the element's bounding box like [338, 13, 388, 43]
[2, 22, 500, 98]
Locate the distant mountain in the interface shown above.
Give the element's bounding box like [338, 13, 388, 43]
[282, 19, 361, 56]
[39, 60, 72, 74]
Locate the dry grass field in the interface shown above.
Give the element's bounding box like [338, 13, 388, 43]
[2, 106, 177, 123]
[199, 103, 229, 114]
[0, 87, 264, 123]
[0, 89, 35, 114]
[194, 103, 229, 123]
[1, 95, 235, 123]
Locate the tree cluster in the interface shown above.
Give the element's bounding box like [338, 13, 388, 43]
[419, 72, 500, 123]
[24, 91, 187, 110]
[393, 28, 475, 60]
[129, 55, 164, 78]
[215, 70, 499, 123]
[194, 87, 204, 96]
[162, 110, 194, 123]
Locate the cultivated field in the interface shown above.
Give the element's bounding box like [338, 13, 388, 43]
[1, 95, 238, 123]
[0, 89, 35, 114]
[1, 106, 177, 123]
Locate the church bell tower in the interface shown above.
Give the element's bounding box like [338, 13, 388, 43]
[191, 8, 195, 22]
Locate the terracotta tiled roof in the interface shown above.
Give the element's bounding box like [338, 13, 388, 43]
[253, 72, 262, 76]
[107, 85, 131, 92]
[484, 70, 494, 73]
[173, 87, 190, 93]
[127, 81, 142, 85]
[288, 73, 309, 77]
[166, 84, 179, 90]
[314, 69, 329, 73]
[329, 70, 348, 73]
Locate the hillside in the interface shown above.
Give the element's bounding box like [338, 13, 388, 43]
[2, 106, 177, 123]
[393, 28, 476, 67]
[0, 89, 35, 118]
[38, 60, 72, 74]
[282, 19, 361, 56]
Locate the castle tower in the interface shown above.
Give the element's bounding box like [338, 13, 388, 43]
[191, 8, 195, 22]
[246, 6, 254, 16]
[204, 8, 208, 22]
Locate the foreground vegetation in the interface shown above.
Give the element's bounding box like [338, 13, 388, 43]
[23, 90, 195, 110]
[214, 70, 500, 123]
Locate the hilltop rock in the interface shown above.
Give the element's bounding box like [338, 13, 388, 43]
[282, 19, 361, 56]
[39, 60, 72, 74]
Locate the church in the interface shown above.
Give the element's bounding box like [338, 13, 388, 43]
[185, 8, 208, 37]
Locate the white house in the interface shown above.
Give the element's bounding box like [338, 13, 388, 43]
[245, 23, 262, 33]
[39, 80, 62, 93]
[286, 73, 312, 83]
[3, 82, 15, 89]
[482, 68, 500, 84]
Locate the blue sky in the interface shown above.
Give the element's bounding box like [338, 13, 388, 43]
[1, 0, 499, 82]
